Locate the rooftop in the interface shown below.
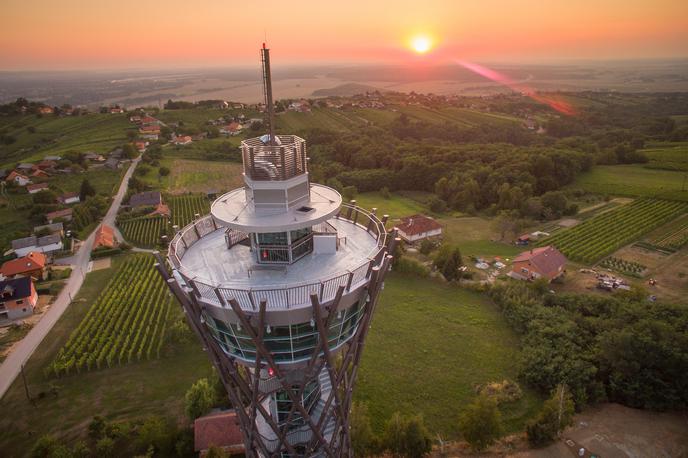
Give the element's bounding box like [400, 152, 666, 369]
[211, 184, 342, 233]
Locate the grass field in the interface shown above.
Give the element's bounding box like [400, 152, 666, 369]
[573, 164, 688, 201]
[440, 217, 523, 258]
[353, 191, 429, 221]
[0, 113, 131, 167]
[356, 274, 542, 437]
[51, 167, 127, 196]
[167, 158, 243, 194]
[0, 255, 214, 457]
[642, 142, 688, 171]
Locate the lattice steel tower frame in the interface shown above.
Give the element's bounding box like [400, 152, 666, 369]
[155, 45, 396, 457]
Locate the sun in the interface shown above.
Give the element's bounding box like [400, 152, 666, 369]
[410, 35, 432, 54]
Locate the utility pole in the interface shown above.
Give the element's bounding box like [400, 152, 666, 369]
[21, 363, 33, 405]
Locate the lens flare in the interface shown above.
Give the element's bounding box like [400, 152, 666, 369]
[456, 60, 576, 116]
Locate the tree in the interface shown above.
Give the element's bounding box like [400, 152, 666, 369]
[343, 185, 358, 201]
[205, 446, 229, 458]
[382, 412, 432, 458]
[123, 143, 137, 159]
[458, 395, 502, 451]
[33, 189, 58, 205]
[158, 166, 170, 178]
[433, 245, 463, 281]
[95, 437, 114, 458]
[427, 196, 447, 213]
[526, 384, 574, 447]
[351, 402, 375, 457]
[79, 179, 96, 201]
[30, 435, 72, 458]
[88, 415, 106, 440]
[185, 378, 214, 420]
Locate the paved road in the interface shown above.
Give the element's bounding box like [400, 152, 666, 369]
[0, 157, 140, 399]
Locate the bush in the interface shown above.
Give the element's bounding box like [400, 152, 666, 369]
[458, 395, 502, 451]
[185, 378, 214, 420]
[526, 385, 574, 447]
[393, 258, 430, 277]
[419, 239, 435, 255]
[382, 412, 432, 458]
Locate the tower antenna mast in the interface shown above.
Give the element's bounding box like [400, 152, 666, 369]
[261, 43, 276, 144]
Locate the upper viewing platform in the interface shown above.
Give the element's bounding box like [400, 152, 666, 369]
[242, 135, 307, 182]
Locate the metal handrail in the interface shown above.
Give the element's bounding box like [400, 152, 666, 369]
[167, 203, 388, 310]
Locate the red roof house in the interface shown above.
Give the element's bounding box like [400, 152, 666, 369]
[508, 246, 567, 282]
[27, 183, 50, 194]
[194, 410, 245, 457]
[93, 224, 116, 250]
[395, 214, 443, 243]
[0, 252, 47, 280]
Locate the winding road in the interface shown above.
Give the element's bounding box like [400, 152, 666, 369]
[0, 156, 140, 399]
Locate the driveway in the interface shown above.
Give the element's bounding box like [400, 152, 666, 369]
[0, 156, 140, 399]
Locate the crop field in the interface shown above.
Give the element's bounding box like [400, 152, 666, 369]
[539, 198, 688, 264]
[599, 256, 646, 277]
[119, 216, 169, 247]
[169, 193, 210, 227]
[48, 255, 172, 376]
[0, 113, 130, 167]
[572, 164, 688, 201]
[643, 213, 688, 252]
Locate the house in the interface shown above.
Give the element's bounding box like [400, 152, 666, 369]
[0, 169, 7, 180]
[135, 141, 148, 152]
[395, 214, 443, 243]
[129, 191, 162, 208]
[34, 160, 56, 170]
[58, 192, 81, 205]
[27, 183, 50, 194]
[0, 277, 38, 322]
[508, 246, 567, 282]
[194, 410, 244, 457]
[109, 106, 124, 114]
[516, 234, 531, 246]
[139, 133, 159, 141]
[139, 124, 161, 134]
[6, 171, 31, 186]
[93, 224, 116, 250]
[38, 106, 53, 115]
[220, 122, 242, 136]
[141, 116, 160, 125]
[173, 135, 192, 145]
[11, 234, 63, 257]
[84, 152, 106, 162]
[44, 155, 62, 161]
[31, 169, 50, 178]
[17, 163, 34, 172]
[0, 252, 47, 280]
[104, 157, 122, 170]
[150, 202, 171, 218]
[33, 222, 64, 237]
[45, 208, 73, 224]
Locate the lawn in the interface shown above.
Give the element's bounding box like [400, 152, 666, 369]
[50, 167, 127, 196]
[642, 142, 688, 171]
[439, 217, 523, 258]
[276, 108, 355, 133]
[166, 158, 243, 194]
[0, 255, 214, 457]
[352, 191, 428, 221]
[355, 273, 542, 437]
[572, 164, 688, 201]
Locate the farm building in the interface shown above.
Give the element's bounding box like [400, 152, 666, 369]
[395, 214, 443, 243]
[0, 276, 38, 322]
[0, 252, 47, 280]
[173, 135, 193, 145]
[45, 208, 73, 224]
[58, 192, 81, 205]
[194, 410, 244, 457]
[33, 223, 64, 237]
[11, 234, 63, 257]
[129, 191, 162, 208]
[508, 246, 567, 282]
[26, 183, 49, 194]
[104, 157, 122, 169]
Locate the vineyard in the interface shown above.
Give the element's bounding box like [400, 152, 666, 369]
[48, 255, 172, 376]
[119, 216, 169, 248]
[599, 257, 646, 277]
[169, 194, 210, 228]
[539, 199, 688, 264]
[643, 213, 688, 252]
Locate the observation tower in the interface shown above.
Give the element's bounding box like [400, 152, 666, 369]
[155, 45, 396, 457]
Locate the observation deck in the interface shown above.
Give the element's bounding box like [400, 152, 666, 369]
[167, 204, 388, 312]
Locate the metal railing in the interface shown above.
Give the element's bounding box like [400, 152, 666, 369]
[242, 135, 307, 181]
[167, 204, 388, 310]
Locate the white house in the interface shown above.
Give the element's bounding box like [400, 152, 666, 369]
[58, 192, 81, 205]
[395, 214, 443, 243]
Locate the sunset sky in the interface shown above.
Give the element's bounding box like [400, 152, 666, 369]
[1, 0, 687, 70]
